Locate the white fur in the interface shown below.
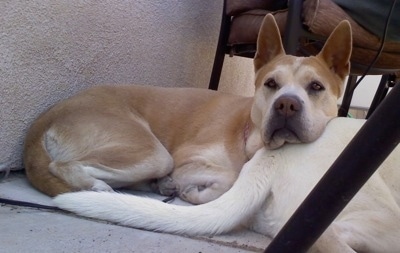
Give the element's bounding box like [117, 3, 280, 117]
[54, 154, 271, 235]
[54, 117, 400, 252]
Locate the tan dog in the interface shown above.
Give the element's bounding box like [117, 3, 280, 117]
[24, 14, 350, 204]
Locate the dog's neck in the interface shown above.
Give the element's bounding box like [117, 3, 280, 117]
[244, 121, 264, 159]
[243, 122, 250, 146]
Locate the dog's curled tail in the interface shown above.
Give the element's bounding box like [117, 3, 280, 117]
[54, 149, 271, 236]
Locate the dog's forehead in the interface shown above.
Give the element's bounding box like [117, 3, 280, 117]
[256, 55, 336, 84]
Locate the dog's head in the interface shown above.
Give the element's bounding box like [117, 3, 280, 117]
[251, 14, 352, 149]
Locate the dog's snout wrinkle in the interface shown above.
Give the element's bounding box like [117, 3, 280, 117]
[274, 96, 302, 117]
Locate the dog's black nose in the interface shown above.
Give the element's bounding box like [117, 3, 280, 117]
[274, 96, 302, 117]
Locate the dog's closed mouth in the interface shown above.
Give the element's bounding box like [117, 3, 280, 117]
[274, 128, 299, 140]
[265, 127, 300, 149]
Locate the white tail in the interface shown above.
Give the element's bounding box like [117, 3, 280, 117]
[54, 149, 270, 235]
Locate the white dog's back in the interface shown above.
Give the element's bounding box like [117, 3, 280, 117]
[248, 118, 400, 252]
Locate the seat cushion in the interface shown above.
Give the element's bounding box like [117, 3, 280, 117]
[333, 0, 400, 42]
[303, 0, 400, 52]
[228, 9, 287, 45]
[303, 0, 400, 71]
[227, 0, 400, 72]
[226, 0, 287, 16]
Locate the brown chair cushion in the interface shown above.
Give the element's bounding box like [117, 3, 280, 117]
[303, 0, 400, 71]
[227, 0, 400, 72]
[228, 9, 287, 45]
[226, 0, 287, 16]
[303, 0, 400, 53]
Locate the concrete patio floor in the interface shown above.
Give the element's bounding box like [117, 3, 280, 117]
[1, 171, 271, 253]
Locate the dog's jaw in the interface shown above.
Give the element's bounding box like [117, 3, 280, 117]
[263, 110, 334, 150]
[265, 128, 301, 150]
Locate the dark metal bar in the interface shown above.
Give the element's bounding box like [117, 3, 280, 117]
[264, 81, 400, 253]
[338, 75, 358, 117]
[366, 74, 396, 119]
[208, 0, 230, 90]
[283, 0, 304, 55]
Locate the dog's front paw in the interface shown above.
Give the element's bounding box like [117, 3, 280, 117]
[154, 176, 179, 196]
[90, 180, 114, 192]
[180, 182, 225, 204]
[180, 185, 196, 203]
[180, 185, 208, 204]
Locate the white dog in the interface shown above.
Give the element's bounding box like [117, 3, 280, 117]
[54, 118, 400, 253]
[54, 117, 400, 253]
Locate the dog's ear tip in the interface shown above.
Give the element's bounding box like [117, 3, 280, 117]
[264, 13, 275, 21]
[339, 19, 351, 26]
[342, 20, 351, 27]
[335, 20, 352, 37]
[316, 20, 353, 80]
[254, 13, 285, 72]
[262, 13, 279, 29]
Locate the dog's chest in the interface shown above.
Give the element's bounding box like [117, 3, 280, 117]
[249, 148, 336, 236]
[250, 166, 321, 236]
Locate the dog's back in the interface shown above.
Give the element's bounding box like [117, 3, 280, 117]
[23, 85, 253, 196]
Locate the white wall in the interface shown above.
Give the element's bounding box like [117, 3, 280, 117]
[338, 76, 382, 109]
[0, 0, 255, 170]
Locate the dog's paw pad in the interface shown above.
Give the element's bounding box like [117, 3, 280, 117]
[156, 176, 179, 196]
[91, 180, 114, 192]
[180, 183, 221, 204]
[180, 185, 205, 204]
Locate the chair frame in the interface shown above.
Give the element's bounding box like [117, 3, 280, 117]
[208, 0, 399, 118]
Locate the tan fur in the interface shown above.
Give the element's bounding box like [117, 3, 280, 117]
[24, 14, 352, 204]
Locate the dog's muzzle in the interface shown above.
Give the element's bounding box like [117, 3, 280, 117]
[274, 95, 302, 117]
[264, 95, 305, 149]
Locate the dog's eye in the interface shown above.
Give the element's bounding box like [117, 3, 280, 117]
[264, 79, 278, 89]
[309, 81, 324, 91]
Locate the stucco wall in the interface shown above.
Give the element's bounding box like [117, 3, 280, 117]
[1, 0, 255, 170]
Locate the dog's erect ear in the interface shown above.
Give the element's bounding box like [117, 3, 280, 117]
[317, 20, 352, 80]
[254, 14, 285, 73]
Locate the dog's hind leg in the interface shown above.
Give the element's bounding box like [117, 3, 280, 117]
[49, 143, 174, 193]
[49, 161, 114, 192]
[44, 113, 176, 195]
[46, 121, 176, 194]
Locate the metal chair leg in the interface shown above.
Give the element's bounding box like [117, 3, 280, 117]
[338, 75, 358, 117]
[283, 0, 304, 55]
[366, 74, 396, 118]
[208, 0, 230, 90]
